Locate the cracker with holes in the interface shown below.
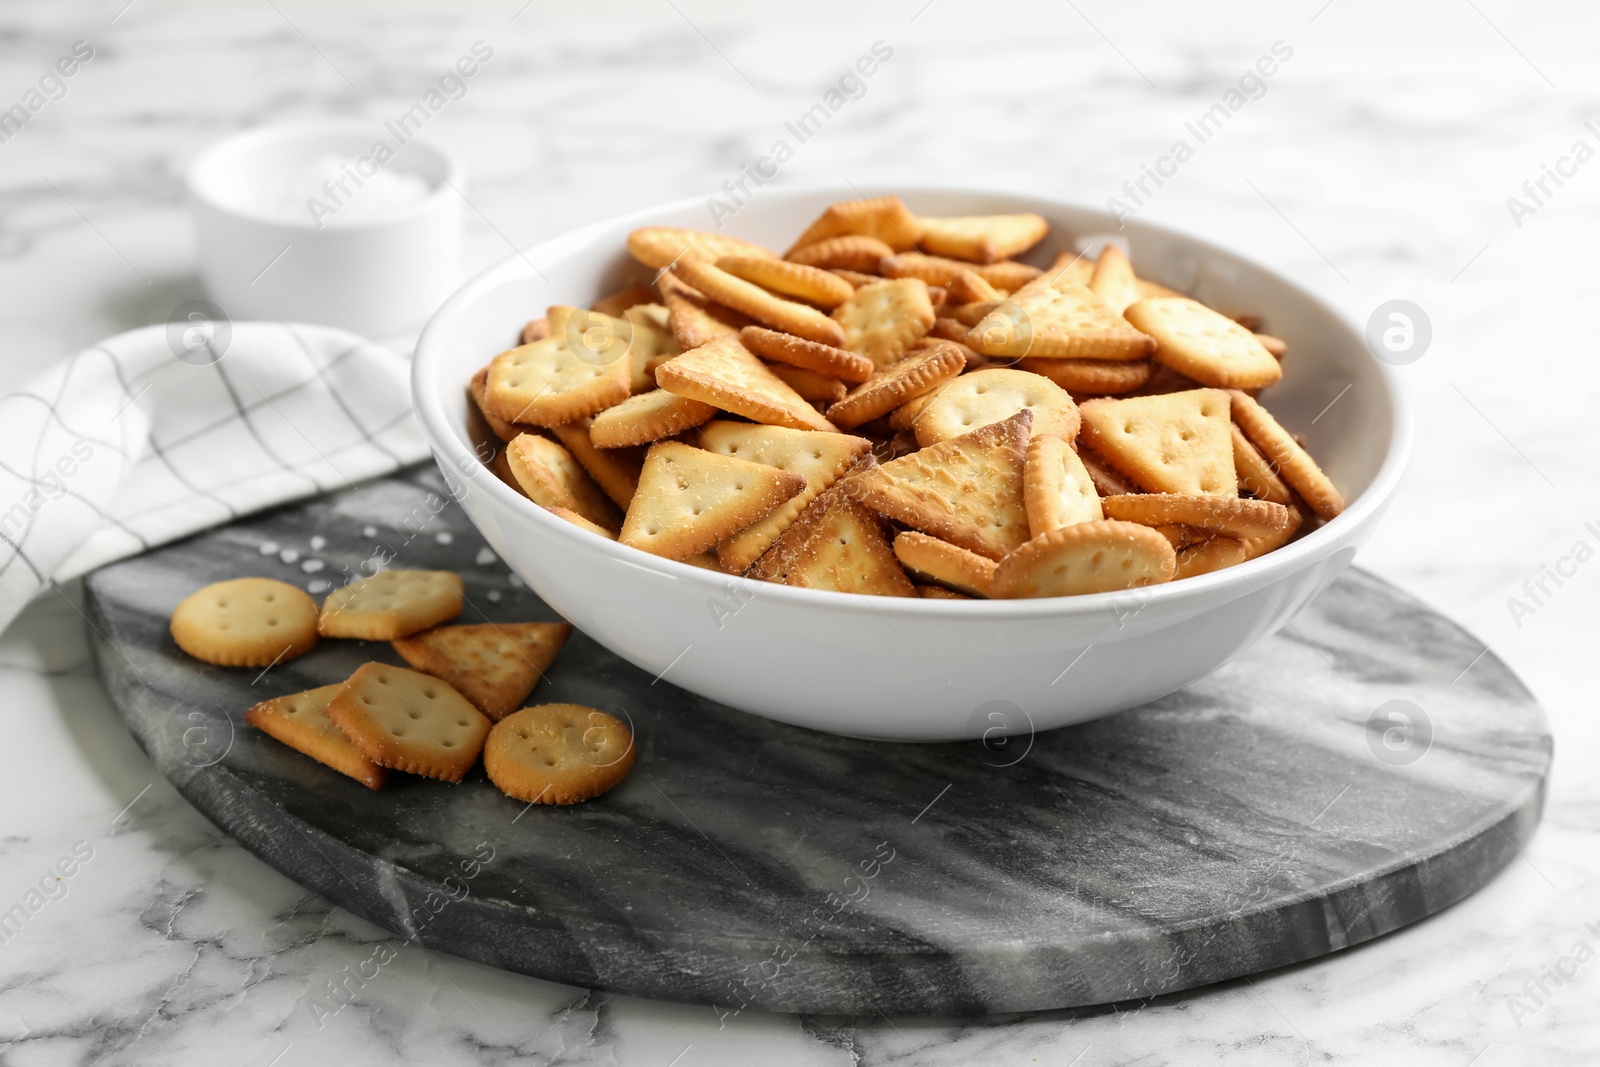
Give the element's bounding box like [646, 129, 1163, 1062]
[1024, 435, 1103, 534]
[915, 212, 1049, 264]
[504, 433, 620, 530]
[787, 194, 922, 254]
[655, 335, 836, 432]
[912, 367, 1079, 446]
[326, 663, 490, 782]
[393, 621, 573, 722]
[1101, 493, 1296, 539]
[832, 278, 937, 368]
[739, 326, 874, 383]
[657, 271, 755, 351]
[484, 704, 635, 804]
[626, 226, 776, 269]
[1077, 389, 1237, 496]
[620, 441, 806, 561]
[483, 336, 631, 427]
[170, 578, 320, 668]
[969, 276, 1155, 362]
[1228, 390, 1344, 519]
[749, 474, 915, 596]
[892, 531, 996, 597]
[718, 256, 856, 309]
[674, 257, 845, 346]
[848, 409, 1032, 560]
[318, 570, 465, 641]
[990, 520, 1177, 598]
[245, 683, 387, 789]
[589, 388, 718, 449]
[1124, 297, 1283, 390]
[827, 343, 965, 431]
[697, 421, 873, 573]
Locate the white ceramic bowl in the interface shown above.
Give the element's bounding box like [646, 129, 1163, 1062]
[413, 187, 1411, 742]
[188, 120, 463, 337]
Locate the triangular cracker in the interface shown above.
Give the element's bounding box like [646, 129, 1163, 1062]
[483, 336, 631, 427]
[1077, 389, 1237, 497]
[915, 213, 1049, 264]
[392, 621, 573, 721]
[245, 683, 387, 790]
[658, 271, 755, 351]
[1089, 245, 1141, 315]
[969, 274, 1154, 361]
[694, 421, 873, 573]
[655, 335, 837, 432]
[619, 441, 806, 561]
[832, 278, 937, 368]
[1024, 434, 1104, 535]
[504, 432, 621, 529]
[786, 195, 922, 255]
[847, 409, 1033, 560]
[589, 388, 717, 449]
[749, 474, 915, 596]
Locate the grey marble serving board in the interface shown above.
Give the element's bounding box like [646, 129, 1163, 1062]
[83, 465, 1551, 1016]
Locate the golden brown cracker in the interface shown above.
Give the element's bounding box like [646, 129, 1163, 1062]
[1241, 505, 1305, 560]
[471, 365, 529, 443]
[1174, 536, 1247, 580]
[245, 683, 386, 789]
[170, 578, 320, 669]
[657, 271, 755, 350]
[989, 520, 1177, 598]
[891, 531, 996, 597]
[739, 326, 874, 383]
[318, 570, 465, 641]
[969, 276, 1154, 361]
[1255, 333, 1287, 358]
[1230, 424, 1294, 505]
[1018, 357, 1153, 396]
[831, 277, 937, 368]
[1077, 389, 1237, 496]
[520, 317, 550, 346]
[1228, 390, 1343, 518]
[917, 584, 971, 600]
[484, 336, 631, 427]
[589, 388, 718, 449]
[1124, 298, 1283, 390]
[674, 257, 845, 346]
[749, 475, 915, 596]
[945, 269, 1003, 305]
[787, 194, 922, 254]
[915, 213, 1049, 264]
[326, 662, 490, 782]
[1089, 244, 1141, 315]
[847, 409, 1032, 560]
[392, 621, 572, 722]
[620, 441, 806, 561]
[484, 704, 636, 804]
[1024, 435, 1104, 535]
[912, 367, 1080, 447]
[717, 255, 856, 309]
[627, 226, 775, 269]
[787, 234, 896, 272]
[550, 419, 644, 509]
[591, 284, 659, 318]
[826, 343, 965, 431]
[505, 432, 621, 529]
[882, 252, 1041, 293]
[546, 505, 617, 538]
[655, 335, 837, 432]
[1100, 493, 1295, 539]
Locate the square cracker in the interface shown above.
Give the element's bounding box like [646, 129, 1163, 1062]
[619, 441, 806, 561]
[915, 213, 1049, 264]
[392, 621, 573, 721]
[326, 663, 491, 782]
[832, 278, 937, 368]
[969, 275, 1155, 362]
[1124, 297, 1283, 390]
[504, 432, 621, 530]
[484, 336, 631, 427]
[655, 335, 837, 432]
[1077, 389, 1237, 496]
[319, 570, 464, 641]
[846, 409, 1033, 560]
[749, 472, 915, 596]
[245, 683, 386, 789]
[695, 421, 873, 573]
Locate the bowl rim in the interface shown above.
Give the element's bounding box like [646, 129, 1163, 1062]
[186, 118, 465, 232]
[413, 183, 1414, 620]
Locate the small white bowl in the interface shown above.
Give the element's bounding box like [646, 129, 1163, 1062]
[413, 187, 1412, 742]
[187, 120, 463, 337]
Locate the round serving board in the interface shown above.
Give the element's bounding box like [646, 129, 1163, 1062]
[84, 466, 1551, 1015]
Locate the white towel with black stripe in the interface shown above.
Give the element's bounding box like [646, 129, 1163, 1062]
[0, 320, 426, 634]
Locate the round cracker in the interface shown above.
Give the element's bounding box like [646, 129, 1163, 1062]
[318, 569, 464, 641]
[484, 704, 636, 805]
[990, 520, 1177, 599]
[170, 578, 319, 668]
[912, 367, 1080, 447]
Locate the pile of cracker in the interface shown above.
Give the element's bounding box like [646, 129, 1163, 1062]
[470, 195, 1343, 599]
[170, 571, 633, 803]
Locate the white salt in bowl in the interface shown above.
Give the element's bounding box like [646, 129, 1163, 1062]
[187, 119, 463, 336]
[412, 187, 1411, 742]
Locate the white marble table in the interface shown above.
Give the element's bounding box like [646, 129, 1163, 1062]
[2, 2, 1596, 1063]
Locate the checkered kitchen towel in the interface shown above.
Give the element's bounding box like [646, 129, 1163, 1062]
[0, 320, 426, 634]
